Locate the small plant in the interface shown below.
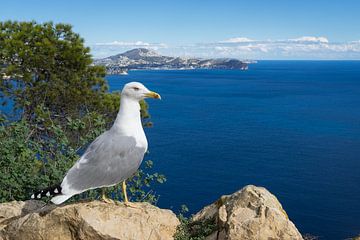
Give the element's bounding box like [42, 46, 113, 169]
[174, 205, 218, 240]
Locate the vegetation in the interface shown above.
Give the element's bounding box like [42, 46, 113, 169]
[0, 21, 119, 139]
[174, 205, 218, 240]
[0, 21, 164, 204]
[1, 21, 107, 118]
[0, 115, 77, 202]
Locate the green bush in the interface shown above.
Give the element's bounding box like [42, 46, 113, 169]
[0, 112, 166, 204]
[0, 117, 76, 202]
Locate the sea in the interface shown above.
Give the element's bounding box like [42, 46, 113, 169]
[106, 61, 360, 240]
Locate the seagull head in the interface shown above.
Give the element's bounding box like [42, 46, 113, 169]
[121, 82, 161, 101]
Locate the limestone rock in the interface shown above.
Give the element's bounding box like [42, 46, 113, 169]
[0, 201, 179, 240]
[192, 185, 303, 240]
[0, 186, 305, 240]
[0, 200, 46, 231]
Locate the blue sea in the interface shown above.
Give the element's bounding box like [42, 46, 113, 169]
[106, 61, 360, 240]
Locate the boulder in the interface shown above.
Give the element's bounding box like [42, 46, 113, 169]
[192, 185, 303, 240]
[0, 201, 179, 240]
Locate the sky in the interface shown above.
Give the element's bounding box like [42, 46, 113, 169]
[1, 0, 360, 59]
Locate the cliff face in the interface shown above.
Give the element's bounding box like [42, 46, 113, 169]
[0, 186, 303, 240]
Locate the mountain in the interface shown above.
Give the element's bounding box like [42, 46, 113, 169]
[93, 48, 250, 74]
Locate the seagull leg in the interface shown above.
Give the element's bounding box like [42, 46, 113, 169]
[121, 180, 137, 208]
[101, 188, 114, 204]
[122, 180, 129, 203]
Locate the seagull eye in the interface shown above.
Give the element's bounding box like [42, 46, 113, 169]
[133, 87, 140, 91]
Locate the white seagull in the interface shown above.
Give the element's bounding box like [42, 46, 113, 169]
[31, 82, 161, 205]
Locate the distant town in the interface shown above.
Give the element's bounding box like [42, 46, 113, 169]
[94, 48, 256, 74]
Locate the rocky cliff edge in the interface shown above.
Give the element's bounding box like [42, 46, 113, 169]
[0, 185, 303, 240]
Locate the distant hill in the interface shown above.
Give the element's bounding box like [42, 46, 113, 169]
[93, 48, 250, 74]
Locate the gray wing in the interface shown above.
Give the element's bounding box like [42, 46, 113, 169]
[61, 130, 146, 194]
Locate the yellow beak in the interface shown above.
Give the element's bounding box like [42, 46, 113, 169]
[145, 91, 161, 99]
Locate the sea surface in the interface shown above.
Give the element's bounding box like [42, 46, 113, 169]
[106, 61, 360, 240]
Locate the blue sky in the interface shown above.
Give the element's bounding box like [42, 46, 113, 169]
[1, 0, 360, 59]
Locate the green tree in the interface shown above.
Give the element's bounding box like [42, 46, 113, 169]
[0, 21, 109, 118]
[0, 21, 125, 145]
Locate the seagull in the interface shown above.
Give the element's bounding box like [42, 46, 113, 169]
[31, 82, 161, 205]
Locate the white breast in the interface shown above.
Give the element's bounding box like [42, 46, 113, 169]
[135, 128, 148, 151]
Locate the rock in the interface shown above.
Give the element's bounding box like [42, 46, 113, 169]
[0, 200, 46, 230]
[0, 201, 179, 240]
[192, 185, 303, 240]
[0, 186, 305, 240]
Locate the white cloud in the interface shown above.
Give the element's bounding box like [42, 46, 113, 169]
[95, 41, 167, 48]
[220, 37, 255, 43]
[288, 36, 329, 43]
[90, 37, 360, 60]
[201, 36, 360, 59]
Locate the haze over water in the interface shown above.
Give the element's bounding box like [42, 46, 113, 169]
[107, 61, 360, 240]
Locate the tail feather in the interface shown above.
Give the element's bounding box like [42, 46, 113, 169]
[30, 185, 62, 200]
